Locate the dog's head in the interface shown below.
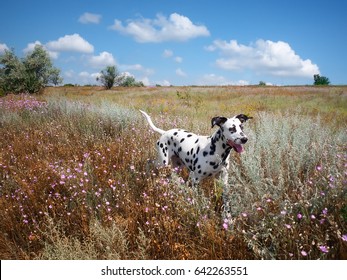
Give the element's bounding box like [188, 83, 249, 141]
[211, 114, 252, 153]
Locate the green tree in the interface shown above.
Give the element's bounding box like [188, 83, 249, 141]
[313, 74, 330, 86]
[0, 46, 62, 94]
[119, 76, 144, 87]
[97, 65, 123, 89]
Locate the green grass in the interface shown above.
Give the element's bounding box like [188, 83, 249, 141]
[0, 86, 346, 259]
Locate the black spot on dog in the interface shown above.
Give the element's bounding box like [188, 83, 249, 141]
[167, 140, 171, 145]
[195, 138, 199, 144]
[187, 134, 192, 137]
[229, 125, 236, 133]
[196, 146, 200, 154]
[160, 143, 164, 148]
[173, 131, 178, 136]
[185, 158, 190, 163]
[178, 147, 182, 152]
[180, 138, 185, 143]
[209, 161, 215, 166]
[203, 151, 208, 157]
[163, 160, 166, 164]
[187, 151, 190, 156]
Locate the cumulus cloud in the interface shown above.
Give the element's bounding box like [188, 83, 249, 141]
[87, 51, 116, 68]
[23, 41, 59, 59]
[175, 56, 183, 63]
[78, 12, 102, 24]
[110, 13, 210, 42]
[206, 39, 319, 78]
[162, 49, 173, 58]
[46, 34, 94, 53]
[0, 43, 9, 53]
[121, 64, 154, 76]
[162, 49, 183, 63]
[198, 74, 249, 86]
[176, 68, 187, 77]
[155, 80, 171, 86]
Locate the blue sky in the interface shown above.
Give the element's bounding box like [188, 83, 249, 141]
[1, 0, 346, 86]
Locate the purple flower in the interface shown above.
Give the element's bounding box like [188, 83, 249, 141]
[316, 165, 322, 171]
[342, 235, 347, 242]
[297, 213, 303, 220]
[322, 208, 328, 215]
[285, 224, 291, 229]
[319, 246, 329, 253]
[222, 222, 228, 230]
[301, 250, 308, 257]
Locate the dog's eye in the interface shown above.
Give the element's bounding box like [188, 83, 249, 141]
[228, 126, 236, 133]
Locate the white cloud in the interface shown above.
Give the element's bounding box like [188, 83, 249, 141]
[46, 34, 94, 53]
[175, 56, 183, 63]
[176, 68, 187, 77]
[207, 39, 319, 78]
[87, 51, 116, 69]
[121, 64, 154, 76]
[78, 71, 100, 84]
[198, 74, 249, 86]
[162, 49, 173, 58]
[78, 12, 102, 24]
[155, 80, 171, 86]
[0, 43, 9, 53]
[110, 13, 210, 43]
[23, 41, 59, 59]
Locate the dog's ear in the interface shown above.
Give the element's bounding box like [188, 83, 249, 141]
[211, 116, 228, 128]
[236, 114, 253, 123]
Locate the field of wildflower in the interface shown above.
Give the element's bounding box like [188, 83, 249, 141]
[0, 86, 346, 260]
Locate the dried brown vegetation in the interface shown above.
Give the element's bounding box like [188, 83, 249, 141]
[0, 86, 346, 259]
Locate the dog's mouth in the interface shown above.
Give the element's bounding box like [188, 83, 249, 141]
[227, 139, 244, 153]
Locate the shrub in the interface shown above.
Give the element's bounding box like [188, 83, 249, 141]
[97, 65, 124, 89]
[0, 46, 62, 94]
[313, 74, 330, 86]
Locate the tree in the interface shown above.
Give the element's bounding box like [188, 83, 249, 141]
[313, 74, 330, 86]
[119, 76, 144, 87]
[97, 65, 122, 89]
[0, 45, 62, 94]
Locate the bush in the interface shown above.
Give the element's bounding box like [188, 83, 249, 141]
[119, 76, 144, 87]
[313, 74, 330, 86]
[0, 46, 62, 94]
[97, 65, 122, 89]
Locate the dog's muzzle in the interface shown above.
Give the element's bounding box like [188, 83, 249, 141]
[227, 137, 248, 153]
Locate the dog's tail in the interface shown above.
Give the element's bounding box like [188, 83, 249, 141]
[139, 110, 165, 135]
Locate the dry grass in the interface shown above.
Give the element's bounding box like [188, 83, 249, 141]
[0, 86, 346, 259]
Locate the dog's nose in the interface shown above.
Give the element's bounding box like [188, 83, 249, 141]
[241, 137, 248, 144]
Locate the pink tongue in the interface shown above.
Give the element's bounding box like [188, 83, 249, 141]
[227, 140, 244, 153]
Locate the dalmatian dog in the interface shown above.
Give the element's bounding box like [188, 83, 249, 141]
[139, 110, 252, 189]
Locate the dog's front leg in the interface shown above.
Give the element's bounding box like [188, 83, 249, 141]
[220, 165, 232, 224]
